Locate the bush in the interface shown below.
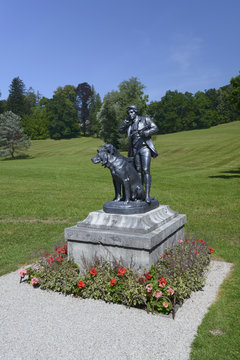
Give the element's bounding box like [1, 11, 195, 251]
[20, 239, 214, 316]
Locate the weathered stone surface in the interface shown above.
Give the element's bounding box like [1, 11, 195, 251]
[65, 205, 187, 270]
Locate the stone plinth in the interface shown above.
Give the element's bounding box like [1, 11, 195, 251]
[64, 205, 186, 271]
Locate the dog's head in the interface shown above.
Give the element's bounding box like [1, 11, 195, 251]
[91, 144, 119, 166]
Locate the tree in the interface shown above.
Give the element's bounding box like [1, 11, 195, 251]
[98, 94, 120, 148]
[0, 111, 31, 158]
[22, 106, 50, 139]
[75, 82, 92, 136]
[46, 85, 80, 139]
[230, 73, 240, 111]
[88, 86, 102, 136]
[24, 87, 41, 115]
[7, 77, 26, 116]
[98, 77, 148, 147]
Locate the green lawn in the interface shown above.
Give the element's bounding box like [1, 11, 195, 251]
[0, 121, 240, 359]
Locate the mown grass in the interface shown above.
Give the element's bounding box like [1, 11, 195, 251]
[0, 121, 240, 359]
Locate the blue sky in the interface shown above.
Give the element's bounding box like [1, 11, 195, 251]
[0, 0, 239, 102]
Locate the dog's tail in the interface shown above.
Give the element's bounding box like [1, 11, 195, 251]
[136, 185, 145, 201]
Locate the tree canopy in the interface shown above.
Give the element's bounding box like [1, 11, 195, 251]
[0, 111, 31, 158]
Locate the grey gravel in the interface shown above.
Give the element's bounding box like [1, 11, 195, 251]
[0, 261, 232, 360]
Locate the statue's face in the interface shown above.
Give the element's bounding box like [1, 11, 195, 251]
[128, 109, 137, 121]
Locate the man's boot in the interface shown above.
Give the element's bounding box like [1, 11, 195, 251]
[144, 174, 151, 204]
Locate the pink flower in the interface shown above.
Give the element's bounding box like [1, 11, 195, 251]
[167, 287, 174, 295]
[178, 239, 184, 243]
[163, 301, 168, 308]
[153, 290, 162, 299]
[146, 284, 153, 293]
[35, 265, 40, 271]
[31, 277, 39, 285]
[19, 269, 27, 278]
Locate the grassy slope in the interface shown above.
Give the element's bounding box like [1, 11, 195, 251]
[0, 122, 239, 358]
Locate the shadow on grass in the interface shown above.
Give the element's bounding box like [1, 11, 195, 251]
[209, 168, 240, 179]
[1, 154, 33, 161]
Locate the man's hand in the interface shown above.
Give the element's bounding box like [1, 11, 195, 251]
[139, 129, 149, 137]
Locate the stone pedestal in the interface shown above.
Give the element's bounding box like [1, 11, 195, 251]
[64, 205, 187, 271]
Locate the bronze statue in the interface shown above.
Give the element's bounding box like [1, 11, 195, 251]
[119, 105, 158, 203]
[91, 144, 145, 203]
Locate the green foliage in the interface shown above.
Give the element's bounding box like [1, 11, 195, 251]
[0, 111, 31, 158]
[7, 77, 26, 116]
[89, 87, 102, 136]
[75, 82, 92, 136]
[23, 238, 212, 315]
[98, 93, 121, 147]
[148, 85, 240, 134]
[46, 85, 80, 139]
[0, 99, 7, 114]
[22, 106, 50, 139]
[230, 73, 240, 111]
[24, 87, 41, 115]
[98, 77, 149, 148]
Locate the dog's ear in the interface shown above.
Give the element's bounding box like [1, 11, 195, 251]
[104, 144, 113, 155]
[109, 144, 115, 155]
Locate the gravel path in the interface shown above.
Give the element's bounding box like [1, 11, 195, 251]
[0, 261, 232, 360]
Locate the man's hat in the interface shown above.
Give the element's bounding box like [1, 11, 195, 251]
[127, 105, 138, 114]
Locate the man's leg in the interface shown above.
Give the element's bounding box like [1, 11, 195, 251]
[140, 147, 151, 203]
[134, 152, 142, 184]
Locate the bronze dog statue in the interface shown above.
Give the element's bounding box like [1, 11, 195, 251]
[91, 144, 145, 203]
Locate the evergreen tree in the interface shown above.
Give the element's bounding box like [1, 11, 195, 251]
[7, 77, 26, 116]
[0, 111, 31, 158]
[75, 82, 92, 136]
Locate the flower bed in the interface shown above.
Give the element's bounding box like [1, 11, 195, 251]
[20, 240, 214, 319]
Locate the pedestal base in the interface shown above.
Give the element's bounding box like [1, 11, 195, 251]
[103, 198, 159, 214]
[64, 205, 187, 271]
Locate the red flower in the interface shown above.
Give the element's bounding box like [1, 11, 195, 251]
[160, 253, 166, 259]
[44, 252, 49, 258]
[48, 256, 54, 263]
[144, 272, 152, 279]
[168, 254, 172, 258]
[118, 268, 127, 276]
[158, 277, 167, 287]
[77, 280, 85, 288]
[61, 248, 66, 254]
[138, 276, 146, 284]
[90, 268, 97, 276]
[194, 250, 199, 254]
[209, 248, 214, 253]
[110, 278, 117, 286]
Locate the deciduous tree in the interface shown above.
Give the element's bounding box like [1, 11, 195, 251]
[47, 85, 80, 139]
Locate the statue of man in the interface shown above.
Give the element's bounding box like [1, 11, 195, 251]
[119, 105, 158, 203]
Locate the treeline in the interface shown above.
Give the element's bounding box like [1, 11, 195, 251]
[0, 74, 239, 146]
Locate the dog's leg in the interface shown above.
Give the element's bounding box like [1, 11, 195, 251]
[113, 177, 121, 201]
[123, 179, 131, 204]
